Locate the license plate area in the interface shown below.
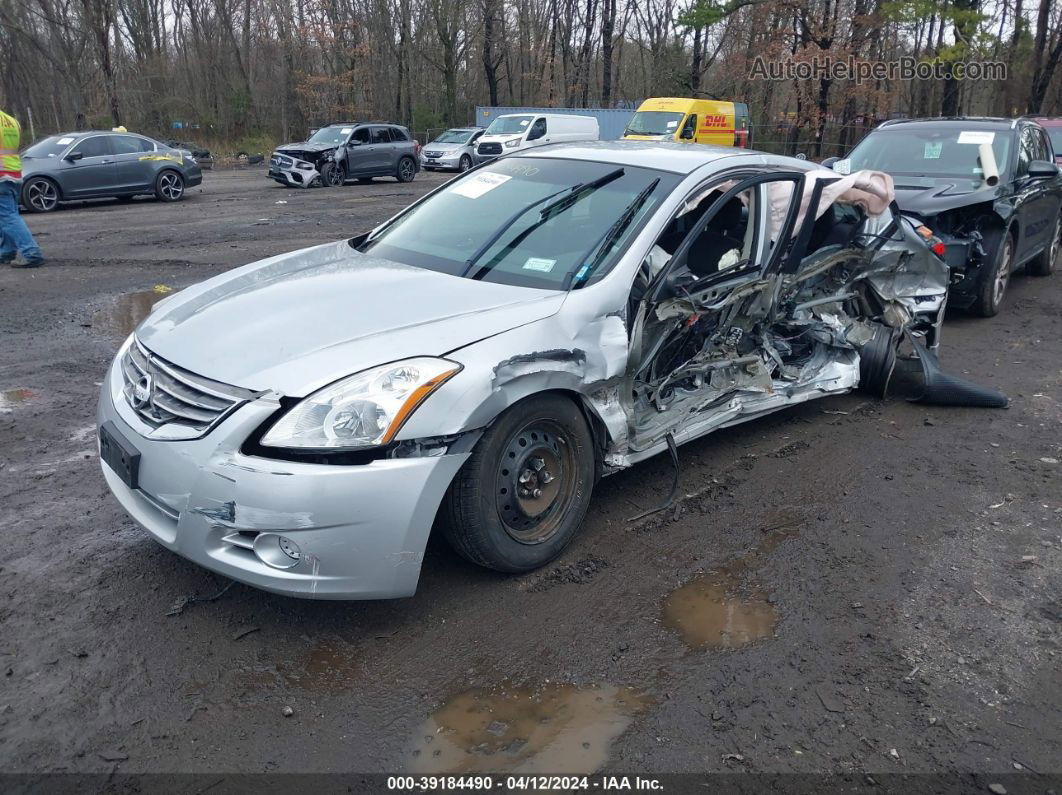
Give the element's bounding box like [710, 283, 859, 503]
[100, 421, 140, 490]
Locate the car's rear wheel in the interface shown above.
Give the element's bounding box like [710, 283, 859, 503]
[154, 170, 185, 203]
[459, 154, 472, 172]
[1027, 213, 1060, 277]
[21, 177, 60, 213]
[973, 230, 1014, 317]
[440, 395, 595, 573]
[396, 156, 416, 183]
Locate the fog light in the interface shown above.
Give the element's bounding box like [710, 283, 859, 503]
[253, 532, 302, 569]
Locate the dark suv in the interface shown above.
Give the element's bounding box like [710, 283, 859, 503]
[826, 117, 1062, 316]
[269, 122, 420, 188]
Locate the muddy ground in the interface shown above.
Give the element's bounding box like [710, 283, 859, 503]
[0, 168, 1059, 786]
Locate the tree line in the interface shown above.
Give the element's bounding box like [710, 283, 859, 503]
[0, 0, 1060, 155]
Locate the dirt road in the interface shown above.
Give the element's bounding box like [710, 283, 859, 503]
[1, 169, 1059, 783]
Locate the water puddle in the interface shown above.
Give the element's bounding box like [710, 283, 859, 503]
[409, 683, 647, 774]
[662, 521, 801, 650]
[92, 286, 173, 337]
[0, 388, 34, 412]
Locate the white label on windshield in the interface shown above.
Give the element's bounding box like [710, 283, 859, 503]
[957, 131, 994, 144]
[924, 141, 942, 159]
[451, 172, 512, 199]
[519, 119, 529, 126]
[522, 257, 556, 273]
[57, 137, 74, 144]
[340, 127, 353, 134]
[833, 158, 851, 175]
[666, 120, 679, 128]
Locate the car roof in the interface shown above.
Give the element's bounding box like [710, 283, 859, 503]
[515, 140, 749, 174]
[876, 117, 1018, 130]
[47, 130, 152, 138]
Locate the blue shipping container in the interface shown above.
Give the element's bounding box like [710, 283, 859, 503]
[473, 106, 638, 141]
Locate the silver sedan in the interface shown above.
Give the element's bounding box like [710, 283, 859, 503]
[20, 130, 202, 213]
[97, 141, 967, 600]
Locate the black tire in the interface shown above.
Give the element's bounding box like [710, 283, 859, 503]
[440, 394, 595, 573]
[458, 154, 472, 172]
[973, 229, 1014, 317]
[396, 156, 416, 183]
[21, 177, 60, 213]
[321, 161, 345, 187]
[154, 170, 185, 203]
[1027, 212, 1060, 277]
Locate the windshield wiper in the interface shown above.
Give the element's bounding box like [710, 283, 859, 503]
[563, 177, 660, 289]
[463, 168, 625, 278]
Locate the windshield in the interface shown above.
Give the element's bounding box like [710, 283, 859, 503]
[22, 135, 77, 158]
[308, 126, 354, 145]
[846, 128, 1011, 181]
[358, 158, 677, 290]
[434, 129, 475, 144]
[1048, 129, 1062, 157]
[485, 116, 534, 135]
[625, 111, 685, 136]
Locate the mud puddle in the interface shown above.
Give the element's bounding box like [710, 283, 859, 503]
[0, 388, 34, 412]
[92, 286, 173, 337]
[663, 519, 801, 650]
[410, 683, 648, 774]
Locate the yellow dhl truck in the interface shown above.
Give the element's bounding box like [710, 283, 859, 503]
[622, 98, 751, 148]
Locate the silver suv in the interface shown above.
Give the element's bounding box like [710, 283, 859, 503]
[269, 122, 420, 188]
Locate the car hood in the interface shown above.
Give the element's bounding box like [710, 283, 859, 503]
[136, 240, 565, 396]
[275, 142, 337, 156]
[425, 142, 464, 153]
[892, 176, 1001, 217]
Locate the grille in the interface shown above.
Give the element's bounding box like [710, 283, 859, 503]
[270, 154, 293, 168]
[477, 142, 502, 155]
[425, 151, 443, 158]
[120, 338, 255, 436]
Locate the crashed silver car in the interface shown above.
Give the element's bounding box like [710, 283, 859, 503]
[97, 142, 1002, 599]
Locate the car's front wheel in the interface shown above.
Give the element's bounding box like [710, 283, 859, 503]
[321, 161, 345, 187]
[154, 170, 185, 203]
[396, 156, 416, 183]
[21, 177, 60, 213]
[441, 395, 596, 572]
[1027, 212, 1060, 277]
[458, 154, 472, 172]
[973, 230, 1014, 317]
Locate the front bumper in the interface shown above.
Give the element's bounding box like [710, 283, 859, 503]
[268, 166, 318, 188]
[421, 152, 461, 170]
[96, 354, 468, 599]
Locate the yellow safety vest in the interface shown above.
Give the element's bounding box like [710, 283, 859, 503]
[1, 110, 22, 182]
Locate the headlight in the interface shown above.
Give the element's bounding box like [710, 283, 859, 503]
[260, 357, 462, 450]
[504, 138, 520, 148]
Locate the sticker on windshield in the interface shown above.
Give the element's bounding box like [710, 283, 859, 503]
[451, 172, 512, 199]
[519, 119, 529, 126]
[666, 120, 679, 128]
[522, 257, 556, 273]
[924, 141, 943, 159]
[57, 137, 74, 145]
[957, 131, 994, 145]
[833, 158, 851, 175]
[340, 127, 353, 134]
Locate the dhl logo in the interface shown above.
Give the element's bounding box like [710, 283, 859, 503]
[697, 115, 730, 129]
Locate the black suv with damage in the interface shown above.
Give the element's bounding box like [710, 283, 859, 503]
[825, 117, 1062, 316]
[268, 122, 420, 188]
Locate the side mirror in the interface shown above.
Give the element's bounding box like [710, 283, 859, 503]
[65, 151, 84, 162]
[348, 139, 362, 147]
[820, 156, 839, 169]
[1028, 159, 1060, 180]
[680, 127, 695, 140]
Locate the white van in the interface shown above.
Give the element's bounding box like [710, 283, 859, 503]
[473, 113, 600, 163]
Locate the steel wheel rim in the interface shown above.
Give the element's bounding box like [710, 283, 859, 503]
[27, 180, 57, 211]
[993, 237, 1013, 306]
[495, 420, 576, 544]
[160, 173, 183, 200]
[400, 160, 414, 180]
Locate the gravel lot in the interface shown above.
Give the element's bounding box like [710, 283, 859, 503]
[1, 167, 1060, 785]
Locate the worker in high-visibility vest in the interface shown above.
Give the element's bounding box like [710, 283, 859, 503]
[0, 109, 44, 268]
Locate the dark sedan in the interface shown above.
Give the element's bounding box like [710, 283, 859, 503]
[825, 117, 1061, 316]
[19, 131, 202, 213]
